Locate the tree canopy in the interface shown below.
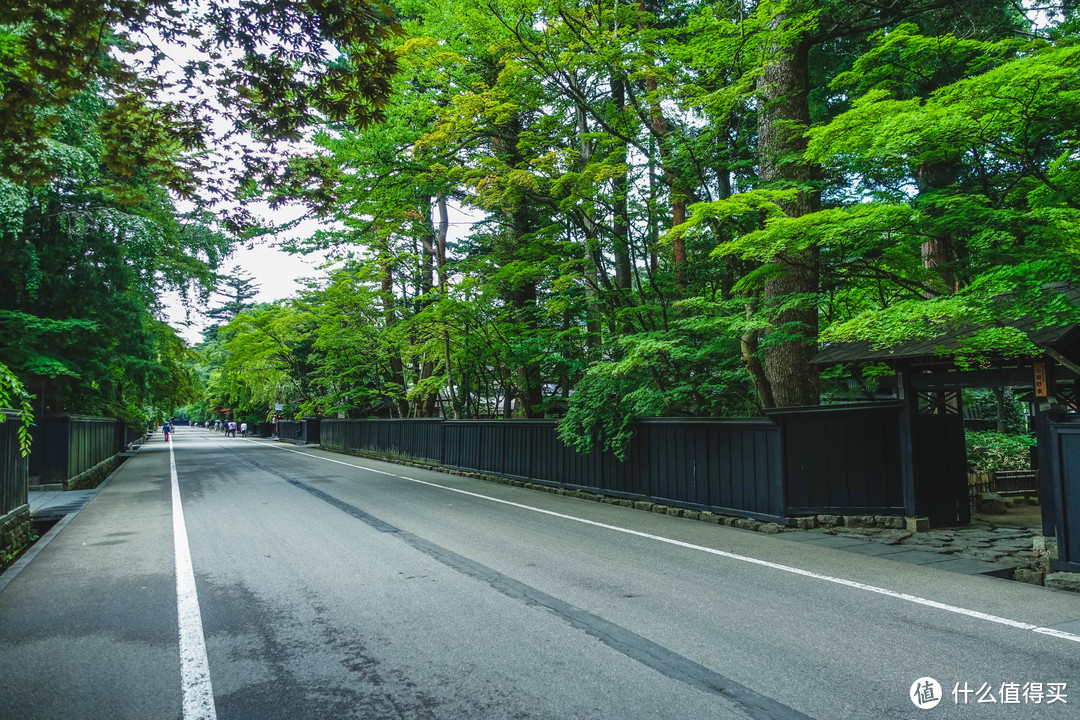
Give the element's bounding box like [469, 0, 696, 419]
[0, 80, 228, 425]
[1, 0, 401, 205]
[10, 0, 1074, 451]
[0, 0, 403, 427]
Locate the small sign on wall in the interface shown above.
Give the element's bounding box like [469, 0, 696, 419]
[1034, 361, 1048, 397]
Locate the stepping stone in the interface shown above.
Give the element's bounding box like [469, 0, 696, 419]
[881, 549, 957, 565]
[794, 535, 871, 549]
[842, 542, 913, 557]
[778, 533, 837, 543]
[922, 558, 1014, 578]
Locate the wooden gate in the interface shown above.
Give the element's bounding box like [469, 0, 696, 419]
[1046, 420, 1080, 572]
[909, 390, 970, 527]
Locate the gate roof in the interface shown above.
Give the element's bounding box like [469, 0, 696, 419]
[813, 283, 1080, 368]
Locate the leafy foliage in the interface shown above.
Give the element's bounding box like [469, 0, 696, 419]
[558, 309, 759, 459]
[187, 1, 1080, 454]
[0, 0, 403, 210]
[0, 76, 224, 425]
[0, 361, 34, 456]
[964, 388, 1027, 434]
[966, 431, 1036, 473]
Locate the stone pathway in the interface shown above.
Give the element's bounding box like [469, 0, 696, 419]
[779, 515, 1052, 585]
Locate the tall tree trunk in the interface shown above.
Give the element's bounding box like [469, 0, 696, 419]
[418, 197, 435, 298]
[585, 259, 603, 361]
[638, 2, 687, 284]
[993, 386, 1008, 434]
[490, 111, 543, 417]
[611, 73, 633, 294]
[571, 72, 606, 361]
[509, 269, 543, 417]
[647, 134, 660, 275]
[436, 195, 449, 292]
[435, 195, 461, 418]
[379, 241, 409, 418]
[756, 28, 820, 408]
[740, 299, 775, 409]
[914, 160, 959, 295]
[411, 197, 438, 416]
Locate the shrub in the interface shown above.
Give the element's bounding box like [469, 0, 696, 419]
[965, 431, 1036, 473]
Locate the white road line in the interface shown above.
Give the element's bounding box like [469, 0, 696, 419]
[247, 439, 1080, 646]
[170, 436, 218, 720]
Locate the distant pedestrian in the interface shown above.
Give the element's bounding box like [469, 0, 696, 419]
[162, 422, 172, 442]
[228, 420, 237, 437]
[240, 421, 248, 437]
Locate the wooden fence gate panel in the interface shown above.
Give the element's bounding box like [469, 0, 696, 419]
[635, 419, 783, 519]
[909, 392, 970, 527]
[0, 411, 28, 519]
[1047, 421, 1080, 572]
[772, 405, 905, 516]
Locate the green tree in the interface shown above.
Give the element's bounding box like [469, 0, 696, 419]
[208, 0, 1080, 457]
[802, 21, 1080, 358]
[0, 0, 402, 207]
[214, 303, 320, 419]
[0, 83, 227, 425]
[207, 266, 261, 325]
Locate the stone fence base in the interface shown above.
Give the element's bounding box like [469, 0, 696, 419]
[63, 455, 123, 491]
[0, 505, 31, 568]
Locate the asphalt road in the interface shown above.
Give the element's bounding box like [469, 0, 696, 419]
[1, 426, 1078, 719]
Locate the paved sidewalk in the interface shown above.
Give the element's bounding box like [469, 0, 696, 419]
[28, 488, 102, 517]
[26, 433, 151, 518]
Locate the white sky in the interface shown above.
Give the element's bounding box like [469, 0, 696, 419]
[162, 209, 332, 344]
[163, 199, 480, 345]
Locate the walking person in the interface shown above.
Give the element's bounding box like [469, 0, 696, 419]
[162, 421, 171, 442]
[240, 421, 248, 438]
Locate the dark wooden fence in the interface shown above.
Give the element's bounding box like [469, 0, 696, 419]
[772, 405, 905, 516]
[277, 418, 321, 445]
[1, 411, 29, 520]
[277, 419, 302, 442]
[322, 419, 443, 462]
[318, 404, 905, 524]
[967, 470, 1039, 502]
[631, 419, 783, 518]
[29, 415, 130, 486]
